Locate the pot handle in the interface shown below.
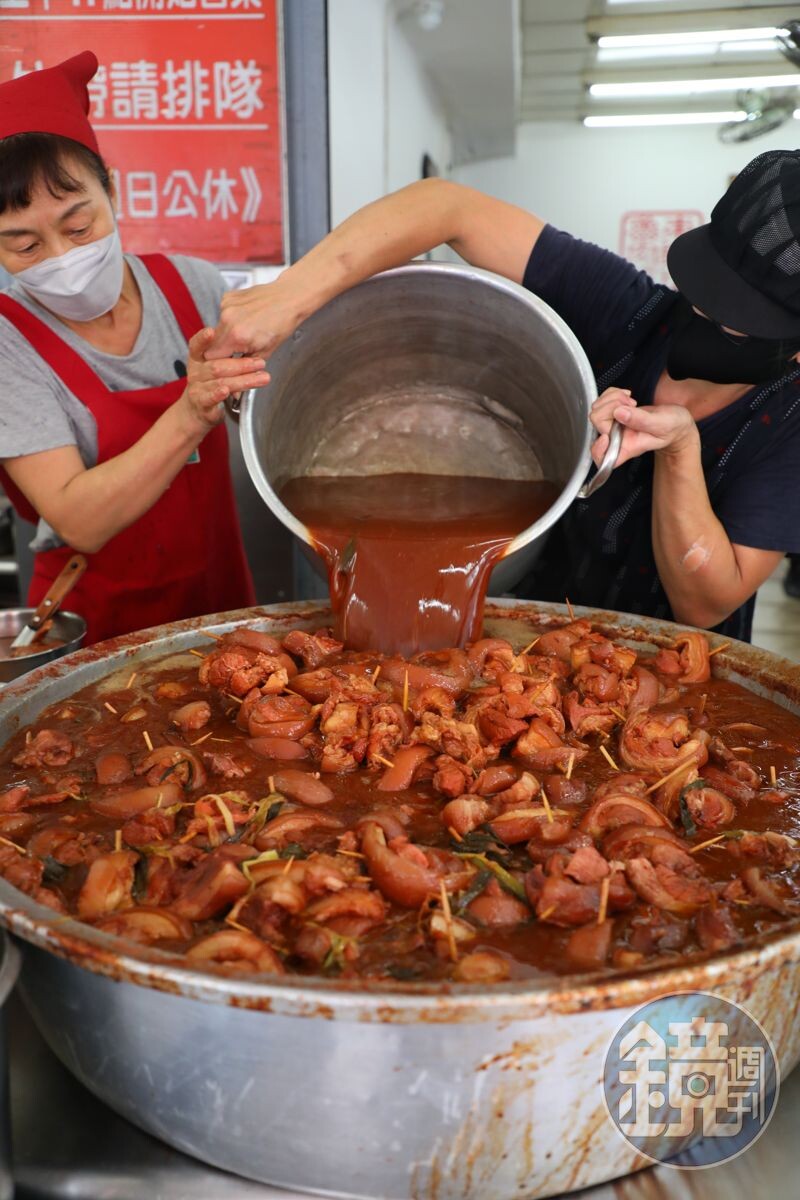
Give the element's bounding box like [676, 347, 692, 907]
[225, 388, 255, 422]
[578, 419, 623, 499]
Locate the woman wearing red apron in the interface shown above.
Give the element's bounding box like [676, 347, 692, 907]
[0, 53, 261, 644]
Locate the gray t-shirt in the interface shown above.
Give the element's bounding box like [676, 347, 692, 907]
[0, 253, 225, 551]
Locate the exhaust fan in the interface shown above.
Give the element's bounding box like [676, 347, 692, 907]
[719, 24, 798, 142]
[719, 88, 796, 143]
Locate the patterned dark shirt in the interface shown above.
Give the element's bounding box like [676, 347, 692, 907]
[515, 225, 800, 642]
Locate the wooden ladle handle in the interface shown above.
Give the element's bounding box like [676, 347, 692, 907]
[27, 554, 88, 640]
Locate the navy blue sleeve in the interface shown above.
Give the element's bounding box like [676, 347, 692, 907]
[522, 225, 657, 365]
[713, 400, 800, 553]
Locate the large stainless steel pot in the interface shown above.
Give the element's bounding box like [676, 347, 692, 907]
[238, 263, 597, 593]
[1, 600, 799, 1200]
[0, 933, 19, 1200]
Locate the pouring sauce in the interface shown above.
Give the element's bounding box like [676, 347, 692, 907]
[279, 473, 561, 657]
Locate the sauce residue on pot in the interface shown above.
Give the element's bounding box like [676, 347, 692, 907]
[279, 473, 561, 657]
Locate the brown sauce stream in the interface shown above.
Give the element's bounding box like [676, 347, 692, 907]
[279, 473, 561, 656]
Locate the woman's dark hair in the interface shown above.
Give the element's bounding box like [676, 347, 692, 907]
[0, 131, 111, 214]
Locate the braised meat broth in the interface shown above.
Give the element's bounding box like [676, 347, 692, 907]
[1, 621, 799, 984]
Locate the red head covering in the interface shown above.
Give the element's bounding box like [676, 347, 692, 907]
[0, 51, 100, 156]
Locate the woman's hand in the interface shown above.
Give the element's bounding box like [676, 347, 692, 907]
[175, 328, 270, 434]
[207, 279, 301, 361]
[590, 387, 698, 470]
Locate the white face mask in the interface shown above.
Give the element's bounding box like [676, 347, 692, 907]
[15, 227, 124, 322]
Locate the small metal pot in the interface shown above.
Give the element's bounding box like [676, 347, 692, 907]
[237, 262, 597, 592]
[0, 610, 86, 685]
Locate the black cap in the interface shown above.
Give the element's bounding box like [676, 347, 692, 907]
[667, 150, 800, 339]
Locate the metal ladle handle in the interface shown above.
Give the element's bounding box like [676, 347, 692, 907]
[578, 419, 624, 499]
[225, 388, 255, 422]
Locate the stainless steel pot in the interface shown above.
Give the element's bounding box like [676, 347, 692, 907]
[0, 933, 20, 1200]
[237, 263, 597, 592]
[0, 609, 86, 685]
[1, 601, 799, 1200]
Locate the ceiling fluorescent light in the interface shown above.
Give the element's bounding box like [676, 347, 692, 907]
[720, 40, 782, 53]
[584, 111, 746, 127]
[598, 45, 711, 63]
[597, 28, 783, 49]
[590, 75, 800, 99]
[597, 42, 779, 64]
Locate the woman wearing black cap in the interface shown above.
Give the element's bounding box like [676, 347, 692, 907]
[212, 151, 800, 642]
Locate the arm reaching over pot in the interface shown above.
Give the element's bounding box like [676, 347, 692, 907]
[208, 180, 544, 360]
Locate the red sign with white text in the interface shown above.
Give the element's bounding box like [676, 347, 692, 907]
[0, 0, 284, 263]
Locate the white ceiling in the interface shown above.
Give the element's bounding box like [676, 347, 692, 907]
[521, 0, 800, 122]
[398, 0, 800, 164]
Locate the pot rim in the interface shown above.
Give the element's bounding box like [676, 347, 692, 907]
[2, 598, 800, 1023]
[0, 929, 20, 1006]
[239, 261, 596, 560]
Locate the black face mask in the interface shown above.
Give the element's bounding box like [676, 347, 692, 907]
[667, 298, 798, 385]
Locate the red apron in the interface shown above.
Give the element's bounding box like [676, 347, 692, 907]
[0, 254, 255, 645]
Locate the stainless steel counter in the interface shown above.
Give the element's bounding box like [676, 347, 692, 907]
[9, 991, 799, 1199]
